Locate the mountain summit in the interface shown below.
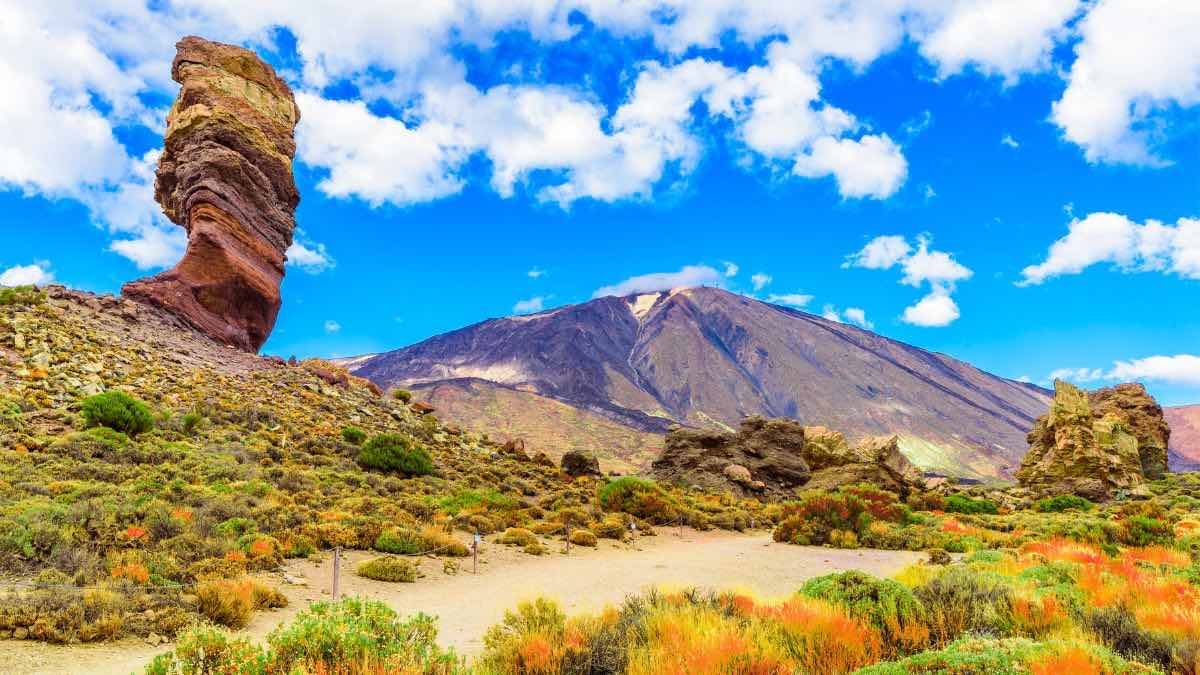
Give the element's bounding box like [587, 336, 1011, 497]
[346, 287, 1051, 479]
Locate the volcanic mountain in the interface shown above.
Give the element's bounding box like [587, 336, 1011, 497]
[1165, 405, 1200, 472]
[345, 287, 1053, 478]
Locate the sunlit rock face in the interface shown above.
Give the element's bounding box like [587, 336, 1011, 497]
[123, 36, 300, 352]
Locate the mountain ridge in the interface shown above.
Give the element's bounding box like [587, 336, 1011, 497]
[346, 287, 1052, 479]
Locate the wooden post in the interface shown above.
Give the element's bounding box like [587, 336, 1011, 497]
[332, 546, 341, 600]
[565, 525, 571, 553]
[472, 533, 479, 574]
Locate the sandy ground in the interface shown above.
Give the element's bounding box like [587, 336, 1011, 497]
[1, 529, 924, 674]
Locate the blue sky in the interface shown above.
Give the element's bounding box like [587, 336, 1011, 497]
[1, 1, 1198, 405]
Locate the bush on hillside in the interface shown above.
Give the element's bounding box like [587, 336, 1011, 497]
[341, 426, 367, 445]
[913, 566, 1013, 646]
[0, 285, 45, 306]
[597, 477, 677, 523]
[392, 389, 412, 403]
[357, 433, 434, 476]
[773, 492, 873, 546]
[1036, 494, 1094, 513]
[80, 391, 154, 436]
[944, 495, 999, 515]
[798, 571, 929, 656]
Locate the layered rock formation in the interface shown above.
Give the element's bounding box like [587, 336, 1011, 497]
[652, 416, 926, 500]
[123, 36, 300, 352]
[1017, 380, 1170, 501]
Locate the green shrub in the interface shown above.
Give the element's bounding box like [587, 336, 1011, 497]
[773, 492, 871, 546]
[145, 624, 265, 675]
[1083, 605, 1175, 670]
[356, 433, 434, 476]
[1035, 494, 1094, 513]
[437, 489, 517, 516]
[0, 285, 45, 306]
[340, 426, 366, 445]
[855, 637, 1148, 675]
[1119, 515, 1173, 547]
[597, 477, 677, 523]
[944, 495, 999, 515]
[799, 571, 928, 656]
[180, 412, 203, 434]
[80, 391, 154, 436]
[913, 566, 1014, 646]
[266, 598, 448, 671]
[392, 389, 413, 403]
[357, 557, 417, 583]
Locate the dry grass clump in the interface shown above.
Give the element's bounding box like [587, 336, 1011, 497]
[357, 557, 418, 583]
[568, 529, 597, 547]
[497, 528, 537, 547]
[195, 578, 287, 628]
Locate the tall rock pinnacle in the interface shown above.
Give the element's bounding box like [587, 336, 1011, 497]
[123, 36, 300, 352]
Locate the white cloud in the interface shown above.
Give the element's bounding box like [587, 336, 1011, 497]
[1050, 355, 1200, 387]
[791, 134, 907, 199]
[843, 235, 912, 270]
[765, 293, 813, 308]
[0, 262, 54, 287]
[918, 0, 1082, 82]
[593, 264, 724, 298]
[900, 236, 973, 287]
[512, 296, 548, 314]
[1051, 0, 1200, 165]
[527, 267, 546, 279]
[750, 273, 772, 291]
[901, 291, 960, 327]
[1019, 212, 1200, 285]
[323, 320, 341, 333]
[843, 307, 873, 329]
[286, 230, 336, 274]
[721, 261, 739, 278]
[1, 0, 1188, 266]
[923, 184, 936, 200]
[1107, 355, 1200, 386]
[1001, 134, 1020, 148]
[846, 234, 971, 327]
[820, 304, 872, 329]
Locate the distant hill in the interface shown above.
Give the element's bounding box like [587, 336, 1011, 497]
[1166, 405, 1200, 471]
[346, 287, 1053, 479]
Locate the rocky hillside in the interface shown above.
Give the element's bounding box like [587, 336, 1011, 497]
[348, 287, 1051, 480]
[1166, 405, 1200, 471]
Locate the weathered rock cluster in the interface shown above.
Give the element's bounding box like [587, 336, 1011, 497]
[652, 416, 926, 499]
[123, 36, 300, 353]
[1017, 380, 1170, 501]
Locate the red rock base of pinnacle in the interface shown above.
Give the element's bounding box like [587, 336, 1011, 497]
[122, 204, 283, 352]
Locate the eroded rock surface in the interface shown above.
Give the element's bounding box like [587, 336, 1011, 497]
[1017, 380, 1170, 500]
[123, 36, 300, 352]
[652, 416, 925, 499]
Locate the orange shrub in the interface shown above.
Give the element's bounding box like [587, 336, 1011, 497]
[1029, 645, 1104, 675]
[110, 562, 150, 584]
[195, 578, 255, 628]
[759, 597, 883, 673]
[1012, 593, 1066, 637]
[1120, 545, 1190, 568]
[124, 526, 148, 541]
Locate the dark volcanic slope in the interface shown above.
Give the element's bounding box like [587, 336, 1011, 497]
[351, 287, 1051, 479]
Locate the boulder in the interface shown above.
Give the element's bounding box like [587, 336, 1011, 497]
[560, 450, 601, 478]
[1017, 380, 1170, 501]
[652, 416, 925, 499]
[123, 37, 300, 352]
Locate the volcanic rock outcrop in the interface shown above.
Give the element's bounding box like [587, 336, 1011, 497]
[652, 416, 926, 500]
[123, 36, 300, 352]
[1017, 380, 1170, 501]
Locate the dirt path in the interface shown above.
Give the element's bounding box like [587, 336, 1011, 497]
[1, 529, 924, 674]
